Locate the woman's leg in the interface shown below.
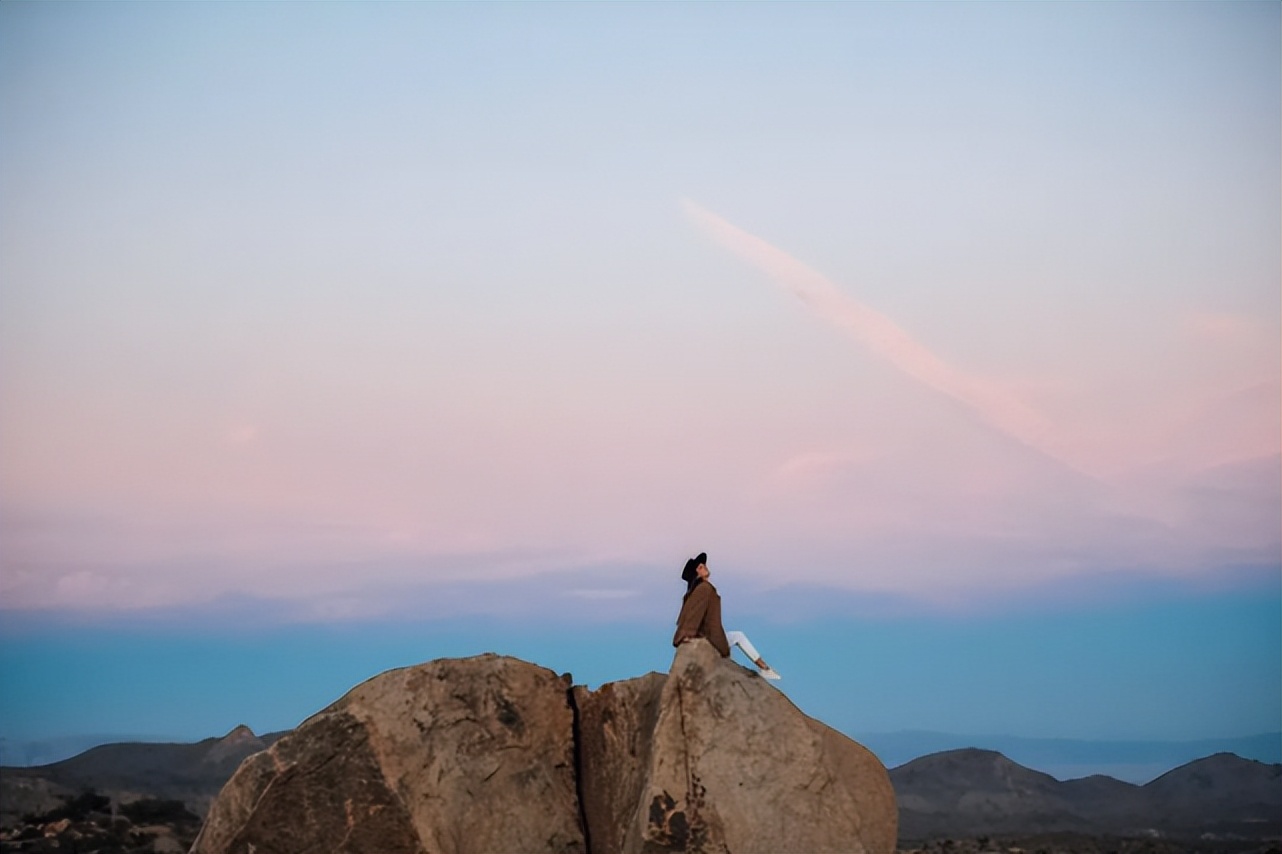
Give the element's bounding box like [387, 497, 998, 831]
[726, 630, 760, 662]
[726, 631, 781, 679]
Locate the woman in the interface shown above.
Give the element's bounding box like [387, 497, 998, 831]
[672, 552, 781, 680]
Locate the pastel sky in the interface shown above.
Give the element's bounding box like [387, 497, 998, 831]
[1, 2, 1278, 761]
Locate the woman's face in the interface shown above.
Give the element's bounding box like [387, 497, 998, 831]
[696, 562, 710, 580]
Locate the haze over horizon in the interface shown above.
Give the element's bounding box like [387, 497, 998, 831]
[1, 3, 1278, 759]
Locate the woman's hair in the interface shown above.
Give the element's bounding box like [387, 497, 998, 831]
[682, 555, 704, 595]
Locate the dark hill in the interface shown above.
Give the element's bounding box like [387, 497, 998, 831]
[1058, 773, 1144, 824]
[892, 748, 1088, 838]
[0, 725, 286, 826]
[891, 748, 1282, 842]
[1142, 752, 1282, 837]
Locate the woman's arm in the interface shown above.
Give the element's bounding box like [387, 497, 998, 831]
[672, 584, 711, 647]
[703, 587, 730, 657]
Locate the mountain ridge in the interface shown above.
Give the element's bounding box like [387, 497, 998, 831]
[857, 729, 1282, 783]
[0, 725, 289, 827]
[892, 748, 1281, 842]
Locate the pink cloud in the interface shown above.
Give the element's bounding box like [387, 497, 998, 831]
[682, 199, 1088, 476]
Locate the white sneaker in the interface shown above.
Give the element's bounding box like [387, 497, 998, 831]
[759, 667, 782, 681]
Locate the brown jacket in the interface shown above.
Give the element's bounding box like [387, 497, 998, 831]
[672, 580, 730, 657]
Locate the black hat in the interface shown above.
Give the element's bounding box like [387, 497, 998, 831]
[681, 552, 708, 583]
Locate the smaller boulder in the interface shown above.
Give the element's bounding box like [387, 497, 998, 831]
[624, 640, 897, 854]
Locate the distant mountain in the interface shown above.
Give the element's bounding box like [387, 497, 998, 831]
[1143, 751, 1282, 837]
[0, 733, 188, 768]
[892, 749, 1090, 838]
[860, 730, 1282, 783]
[0, 725, 287, 826]
[891, 748, 1282, 842]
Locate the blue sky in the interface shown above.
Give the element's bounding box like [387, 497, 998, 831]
[1, 570, 1278, 757]
[1, 2, 1278, 768]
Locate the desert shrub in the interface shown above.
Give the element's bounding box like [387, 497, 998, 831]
[119, 798, 198, 824]
[26, 789, 111, 823]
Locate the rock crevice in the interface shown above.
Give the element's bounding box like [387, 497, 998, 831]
[192, 643, 897, 854]
[567, 685, 594, 854]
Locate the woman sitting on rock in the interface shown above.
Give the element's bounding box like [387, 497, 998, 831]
[672, 552, 781, 680]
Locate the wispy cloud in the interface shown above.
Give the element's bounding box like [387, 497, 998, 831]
[681, 199, 1089, 475]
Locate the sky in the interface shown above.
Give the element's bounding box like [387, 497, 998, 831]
[0, 2, 1278, 773]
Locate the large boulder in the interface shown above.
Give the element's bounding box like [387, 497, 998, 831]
[194, 646, 896, 854]
[620, 640, 897, 854]
[191, 654, 584, 854]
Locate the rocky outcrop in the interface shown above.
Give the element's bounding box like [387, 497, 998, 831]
[192, 654, 583, 854]
[203, 725, 266, 766]
[622, 640, 897, 854]
[193, 644, 897, 854]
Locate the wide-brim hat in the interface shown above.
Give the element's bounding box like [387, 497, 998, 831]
[681, 552, 708, 583]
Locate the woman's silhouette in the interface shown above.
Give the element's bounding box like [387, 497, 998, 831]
[672, 551, 781, 680]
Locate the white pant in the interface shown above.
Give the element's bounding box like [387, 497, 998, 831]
[726, 630, 763, 662]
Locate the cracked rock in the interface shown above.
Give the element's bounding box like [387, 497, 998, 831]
[192, 646, 896, 854]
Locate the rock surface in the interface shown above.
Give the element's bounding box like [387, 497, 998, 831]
[191, 654, 583, 854]
[623, 640, 897, 854]
[573, 672, 667, 854]
[193, 645, 897, 854]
